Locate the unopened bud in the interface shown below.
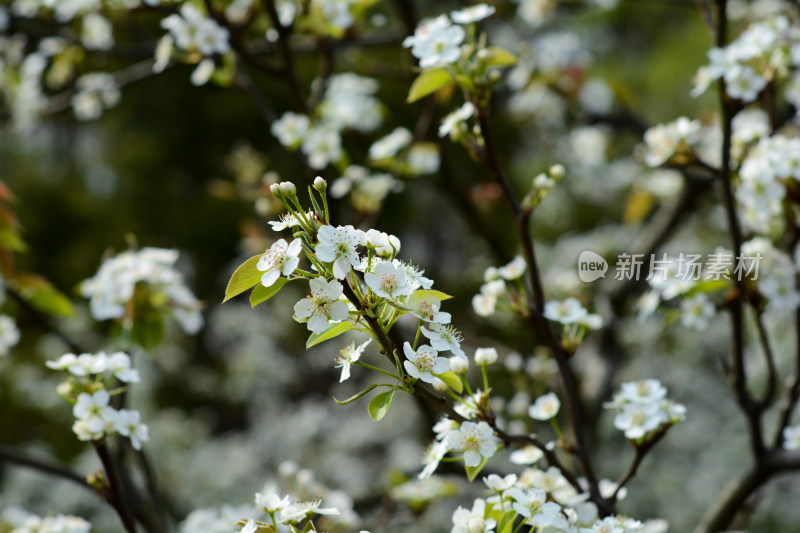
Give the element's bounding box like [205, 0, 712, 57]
[433, 379, 449, 392]
[450, 356, 469, 374]
[269, 183, 281, 196]
[279, 181, 296, 197]
[549, 164, 565, 180]
[474, 347, 498, 366]
[313, 176, 327, 191]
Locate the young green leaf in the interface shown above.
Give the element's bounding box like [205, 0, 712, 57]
[483, 46, 518, 68]
[223, 254, 263, 303]
[407, 68, 453, 103]
[497, 510, 518, 533]
[250, 278, 289, 308]
[412, 289, 454, 301]
[434, 371, 463, 394]
[306, 321, 353, 349]
[464, 455, 489, 482]
[368, 389, 394, 421]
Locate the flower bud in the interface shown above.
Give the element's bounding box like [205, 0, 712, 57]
[280, 181, 296, 197]
[474, 347, 498, 366]
[449, 356, 469, 374]
[313, 176, 327, 191]
[56, 381, 74, 398]
[433, 378, 449, 392]
[269, 183, 282, 196]
[549, 164, 565, 180]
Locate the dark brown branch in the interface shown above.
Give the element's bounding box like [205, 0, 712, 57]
[610, 424, 671, 503]
[474, 108, 610, 514]
[94, 441, 138, 533]
[695, 450, 800, 532]
[0, 443, 96, 495]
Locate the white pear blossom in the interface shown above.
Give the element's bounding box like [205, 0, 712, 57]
[106, 351, 140, 383]
[315, 225, 362, 279]
[407, 291, 451, 323]
[528, 392, 561, 420]
[439, 102, 475, 138]
[403, 15, 465, 69]
[257, 239, 302, 287]
[497, 255, 527, 280]
[114, 409, 150, 450]
[364, 261, 411, 299]
[302, 124, 343, 170]
[369, 127, 412, 160]
[445, 421, 500, 467]
[543, 298, 588, 324]
[72, 390, 115, 441]
[334, 339, 370, 382]
[451, 498, 496, 533]
[294, 278, 350, 334]
[0, 315, 20, 356]
[403, 342, 449, 383]
[255, 491, 291, 513]
[510, 444, 544, 465]
[71, 72, 120, 121]
[508, 487, 548, 518]
[272, 112, 311, 148]
[642, 117, 701, 167]
[419, 439, 449, 479]
[450, 4, 496, 24]
[680, 293, 716, 331]
[483, 473, 517, 492]
[279, 499, 339, 524]
[421, 324, 465, 358]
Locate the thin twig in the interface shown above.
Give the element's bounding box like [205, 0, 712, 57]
[0, 443, 96, 495]
[475, 108, 609, 514]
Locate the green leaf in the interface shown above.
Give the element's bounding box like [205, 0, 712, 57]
[368, 390, 394, 421]
[15, 274, 74, 318]
[413, 289, 454, 301]
[0, 226, 27, 252]
[223, 254, 263, 303]
[306, 321, 353, 349]
[434, 371, 463, 394]
[407, 68, 453, 103]
[483, 46, 518, 68]
[688, 278, 730, 296]
[497, 510, 518, 533]
[464, 455, 489, 482]
[250, 277, 289, 308]
[333, 383, 380, 405]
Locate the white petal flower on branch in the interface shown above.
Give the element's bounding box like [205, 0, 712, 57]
[257, 239, 302, 287]
[294, 278, 350, 334]
[334, 339, 370, 382]
[403, 342, 449, 383]
[315, 225, 362, 279]
[445, 421, 500, 467]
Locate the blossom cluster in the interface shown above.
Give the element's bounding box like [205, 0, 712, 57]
[604, 380, 686, 441]
[403, 5, 496, 69]
[1, 507, 91, 533]
[80, 246, 203, 335]
[46, 351, 149, 449]
[159, 3, 231, 86]
[234, 461, 368, 533]
[693, 15, 800, 102]
[445, 471, 667, 533]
